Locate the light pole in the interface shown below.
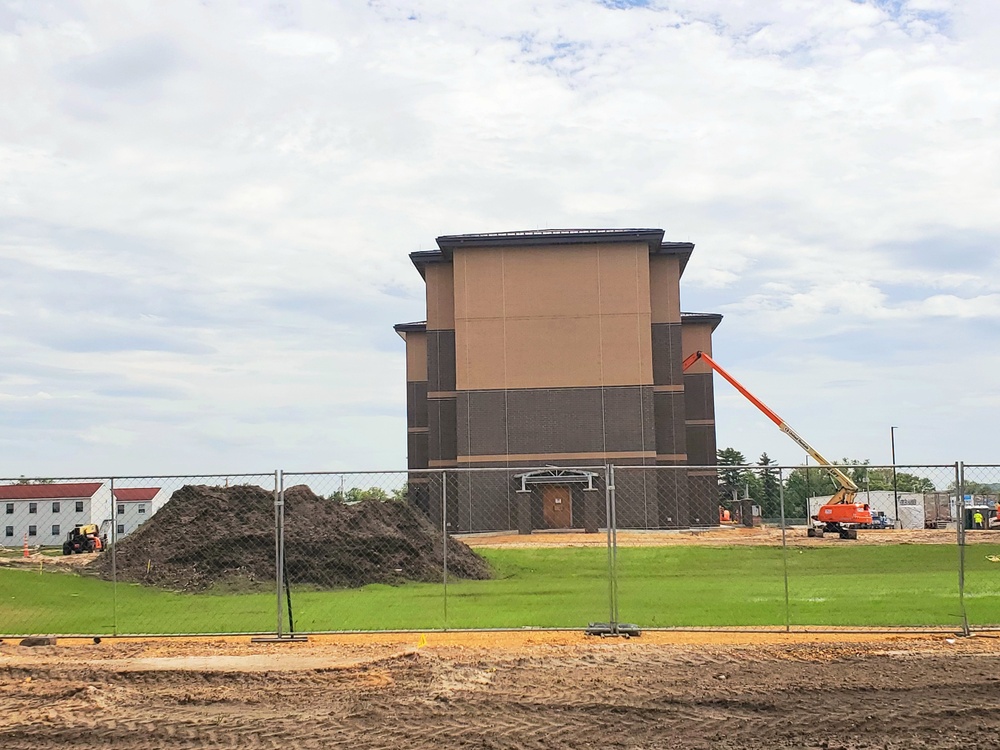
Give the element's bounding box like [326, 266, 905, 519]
[890, 426, 899, 528]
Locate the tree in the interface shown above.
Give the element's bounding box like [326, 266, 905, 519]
[758, 453, 781, 517]
[15, 476, 53, 485]
[717, 447, 761, 508]
[717, 447, 747, 502]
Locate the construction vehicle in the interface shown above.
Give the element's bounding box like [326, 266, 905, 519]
[681, 351, 872, 540]
[62, 524, 104, 555]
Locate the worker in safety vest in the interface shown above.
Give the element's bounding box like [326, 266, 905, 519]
[973, 511, 984, 530]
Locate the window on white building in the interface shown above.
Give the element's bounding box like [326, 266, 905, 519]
[28, 525, 37, 536]
[52, 525, 60, 536]
[4, 526, 12, 537]
[138, 505, 146, 514]
[117, 504, 125, 515]
[29, 503, 37, 514]
[117, 524, 125, 535]
[4, 503, 12, 514]
[75, 501, 84, 512]
[52, 501, 60, 513]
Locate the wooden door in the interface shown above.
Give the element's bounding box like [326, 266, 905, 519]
[542, 486, 572, 529]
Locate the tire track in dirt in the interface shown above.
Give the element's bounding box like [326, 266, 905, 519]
[4, 647, 1000, 749]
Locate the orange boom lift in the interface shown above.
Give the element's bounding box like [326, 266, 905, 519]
[682, 351, 871, 540]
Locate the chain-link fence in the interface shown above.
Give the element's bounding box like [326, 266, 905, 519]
[2, 463, 998, 637]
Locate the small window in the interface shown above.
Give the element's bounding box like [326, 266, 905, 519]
[28, 525, 37, 537]
[29, 502, 37, 514]
[117, 524, 125, 535]
[117, 504, 125, 515]
[52, 501, 60, 513]
[4, 503, 12, 514]
[4, 526, 12, 537]
[75, 501, 84, 513]
[138, 504, 146, 514]
[51, 525, 60, 536]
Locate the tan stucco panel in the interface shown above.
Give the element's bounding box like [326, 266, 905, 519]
[405, 331, 427, 382]
[681, 322, 714, 374]
[649, 256, 681, 324]
[501, 245, 601, 319]
[454, 249, 505, 321]
[453, 241, 655, 390]
[597, 244, 650, 316]
[456, 318, 507, 391]
[504, 316, 603, 388]
[425, 263, 455, 329]
[599, 313, 653, 386]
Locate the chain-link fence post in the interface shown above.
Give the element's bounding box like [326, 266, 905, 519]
[956, 461, 970, 636]
[110, 476, 118, 637]
[779, 467, 790, 632]
[442, 470, 448, 631]
[604, 464, 618, 632]
[274, 469, 285, 638]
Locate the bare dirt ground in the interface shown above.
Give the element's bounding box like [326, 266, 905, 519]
[460, 526, 988, 549]
[4, 631, 1000, 749]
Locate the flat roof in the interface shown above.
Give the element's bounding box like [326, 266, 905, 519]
[394, 313, 723, 334]
[409, 228, 694, 277]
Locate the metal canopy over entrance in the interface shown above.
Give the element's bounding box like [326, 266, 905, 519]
[514, 468, 598, 494]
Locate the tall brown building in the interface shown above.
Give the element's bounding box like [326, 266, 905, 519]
[395, 229, 722, 531]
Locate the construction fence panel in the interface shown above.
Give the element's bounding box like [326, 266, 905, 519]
[0, 475, 118, 637]
[278, 470, 447, 633]
[783, 464, 962, 630]
[438, 466, 612, 630]
[612, 465, 788, 629]
[108, 473, 280, 635]
[958, 464, 1000, 629]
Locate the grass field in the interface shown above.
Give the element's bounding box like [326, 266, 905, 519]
[3, 544, 1000, 635]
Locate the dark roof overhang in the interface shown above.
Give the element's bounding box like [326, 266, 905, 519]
[654, 241, 695, 277]
[680, 312, 724, 332]
[393, 320, 427, 340]
[410, 228, 698, 275]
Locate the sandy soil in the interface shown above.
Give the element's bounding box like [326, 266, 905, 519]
[460, 525, 987, 549]
[3, 632, 1000, 749]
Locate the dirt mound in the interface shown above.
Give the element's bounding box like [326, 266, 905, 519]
[94, 484, 491, 592]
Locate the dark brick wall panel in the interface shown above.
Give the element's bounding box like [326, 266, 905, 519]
[457, 391, 507, 457]
[457, 386, 654, 458]
[426, 329, 456, 392]
[686, 423, 717, 467]
[407, 381, 428, 429]
[653, 391, 687, 457]
[683, 372, 715, 421]
[407, 432, 428, 470]
[428, 397, 457, 462]
[686, 474, 719, 527]
[651, 323, 684, 386]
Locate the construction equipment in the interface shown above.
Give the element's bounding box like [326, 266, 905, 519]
[681, 351, 872, 540]
[62, 524, 104, 555]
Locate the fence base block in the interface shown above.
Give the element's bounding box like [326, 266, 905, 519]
[250, 635, 309, 643]
[585, 623, 641, 638]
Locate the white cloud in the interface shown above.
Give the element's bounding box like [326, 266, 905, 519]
[0, 0, 998, 474]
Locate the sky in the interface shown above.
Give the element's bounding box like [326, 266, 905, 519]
[1, 0, 998, 478]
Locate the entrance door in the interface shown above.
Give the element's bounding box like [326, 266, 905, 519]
[542, 486, 572, 529]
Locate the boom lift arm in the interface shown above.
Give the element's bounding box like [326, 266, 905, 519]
[681, 351, 859, 505]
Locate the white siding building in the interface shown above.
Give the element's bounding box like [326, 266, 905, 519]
[0, 483, 110, 549]
[112, 487, 166, 538]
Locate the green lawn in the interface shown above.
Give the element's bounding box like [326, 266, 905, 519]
[2, 545, 999, 635]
